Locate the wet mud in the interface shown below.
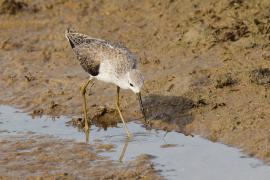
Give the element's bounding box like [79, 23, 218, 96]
[0, 0, 270, 172]
[0, 135, 159, 179]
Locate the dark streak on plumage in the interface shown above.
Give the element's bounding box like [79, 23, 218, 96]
[65, 29, 101, 76]
[68, 38, 75, 48]
[73, 46, 100, 76]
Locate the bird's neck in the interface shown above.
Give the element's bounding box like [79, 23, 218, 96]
[115, 77, 130, 90]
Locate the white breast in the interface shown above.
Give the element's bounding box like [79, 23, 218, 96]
[94, 61, 129, 90]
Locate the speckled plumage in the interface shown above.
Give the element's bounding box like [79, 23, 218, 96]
[65, 29, 138, 85]
[65, 29, 147, 136]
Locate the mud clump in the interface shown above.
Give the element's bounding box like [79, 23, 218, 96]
[0, 0, 28, 15]
[30, 108, 44, 117]
[91, 106, 116, 121]
[193, 98, 208, 108]
[67, 106, 119, 130]
[91, 106, 119, 130]
[254, 19, 270, 35]
[212, 102, 226, 110]
[215, 73, 237, 88]
[49, 100, 59, 110]
[250, 68, 270, 85]
[213, 21, 249, 42]
[24, 73, 36, 82]
[67, 117, 84, 129]
[160, 144, 178, 148]
[228, 0, 243, 7]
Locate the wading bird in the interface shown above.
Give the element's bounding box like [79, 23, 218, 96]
[65, 29, 147, 138]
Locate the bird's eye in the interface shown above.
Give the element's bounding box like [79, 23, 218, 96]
[129, 83, 134, 87]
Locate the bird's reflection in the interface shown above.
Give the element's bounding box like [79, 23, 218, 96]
[118, 138, 129, 162]
[85, 129, 90, 143]
[83, 127, 130, 162]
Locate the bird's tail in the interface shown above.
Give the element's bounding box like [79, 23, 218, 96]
[65, 28, 92, 49]
[65, 27, 76, 34]
[65, 27, 77, 48]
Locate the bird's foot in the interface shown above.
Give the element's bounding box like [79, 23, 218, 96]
[126, 132, 132, 139]
[83, 117, 92, 130]
[83, 124, 89, 132]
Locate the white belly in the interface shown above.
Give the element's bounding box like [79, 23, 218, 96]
[92, 61, 129, 90]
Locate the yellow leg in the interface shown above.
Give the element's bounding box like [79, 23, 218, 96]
[80, 78, 93, 132]
[116, 86, 131, 138]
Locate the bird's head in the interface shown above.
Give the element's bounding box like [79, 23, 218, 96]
[127, 69, 144, 93]
[127, 69, 147, 123]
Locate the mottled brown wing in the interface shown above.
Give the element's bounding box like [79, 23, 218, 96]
[66, 30, 137, 76]
[73, 45, 100, 76]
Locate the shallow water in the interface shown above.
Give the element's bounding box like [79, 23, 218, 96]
[1, 105, 270, 180]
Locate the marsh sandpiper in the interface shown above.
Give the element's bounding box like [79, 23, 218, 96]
[65, 28, 147, 138]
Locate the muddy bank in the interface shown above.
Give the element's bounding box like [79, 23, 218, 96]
[0, 0, 270, 163]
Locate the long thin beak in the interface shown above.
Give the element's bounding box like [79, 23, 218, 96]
[136, 92, 147, 122]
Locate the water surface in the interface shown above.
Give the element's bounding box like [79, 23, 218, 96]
[0, 105, 270, 180]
